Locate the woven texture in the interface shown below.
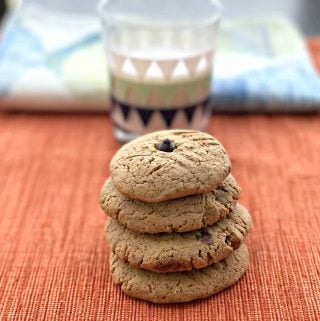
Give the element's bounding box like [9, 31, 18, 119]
[308, 38, 320, 74]
[0, 112, 319, 320]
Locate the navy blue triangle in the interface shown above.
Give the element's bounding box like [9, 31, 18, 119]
[119, 102, 131, 120]
[184, 105, 197, 123]
[137, 108, 154, 126]
[160, 109, 177, 127]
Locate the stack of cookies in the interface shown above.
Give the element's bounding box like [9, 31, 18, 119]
[99, 130, 252, 303]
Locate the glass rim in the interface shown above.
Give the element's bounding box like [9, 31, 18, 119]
[97, 0, 222, 29]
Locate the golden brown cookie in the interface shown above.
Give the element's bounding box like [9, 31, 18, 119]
[106, 204, 252, 273]
[110, 244, 249, 304]
[110, 130, 231, 202]
[100, 175, 240, 233]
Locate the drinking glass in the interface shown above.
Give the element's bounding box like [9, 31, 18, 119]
[98, 0, 222, 142]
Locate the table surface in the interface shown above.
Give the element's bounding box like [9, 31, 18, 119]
[0, 113, 319, 321]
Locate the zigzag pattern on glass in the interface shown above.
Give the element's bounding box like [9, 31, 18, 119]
[108, 50, 213, 81]
[111, 95, 211, 134]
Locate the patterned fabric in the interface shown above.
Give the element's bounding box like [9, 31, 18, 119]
[1, 2, 320, 112]
[0, 113, 319, 320]
[212, 17, 320, 112]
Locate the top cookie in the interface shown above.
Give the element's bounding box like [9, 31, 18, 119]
[110, 130, 231, 202]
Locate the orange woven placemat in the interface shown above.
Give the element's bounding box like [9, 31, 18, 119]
[0, 112, 319, 321]
[308, 38, 320, 73]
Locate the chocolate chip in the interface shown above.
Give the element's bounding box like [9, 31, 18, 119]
[195, 228, 213, 245]
[158, 139, 176, 152]
[225, 234, 241, 250]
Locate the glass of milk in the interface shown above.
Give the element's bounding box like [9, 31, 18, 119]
[98, 0, 222, 142]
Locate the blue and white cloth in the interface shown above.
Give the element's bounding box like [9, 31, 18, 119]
[0, 2, 320, 112]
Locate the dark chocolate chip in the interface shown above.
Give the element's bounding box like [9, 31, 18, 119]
[225, 234, 241, 250]
[158, 139, 176, 152]
[196, 228, 213, 245]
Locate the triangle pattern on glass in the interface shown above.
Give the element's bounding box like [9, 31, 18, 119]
[129, 109, 145, 134]
[171, 110, 189, 129]
[160, 109, 178, 127]
[157, 59, 179, 80]
[145, 61, 163, 79]
[119, 102, 131, 120]
[137, 108, 154, 127]
[111, 102, 125, 125]
[185, 56, 201, 76]
[147, 111, 167, 132]
[184, 105, 197, 124]
[131, 58, 152, 79]
[111, 52, 125, 72]
[191, 104, 204, 130]
[172, 60, 189, 78]
[122, 59, 137, 76]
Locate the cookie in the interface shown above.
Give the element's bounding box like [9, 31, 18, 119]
[110, 130, 231, 202]
[110, 244, 249, 304]
[100, 175, 240, 234]
[106, 204, 252, 273]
